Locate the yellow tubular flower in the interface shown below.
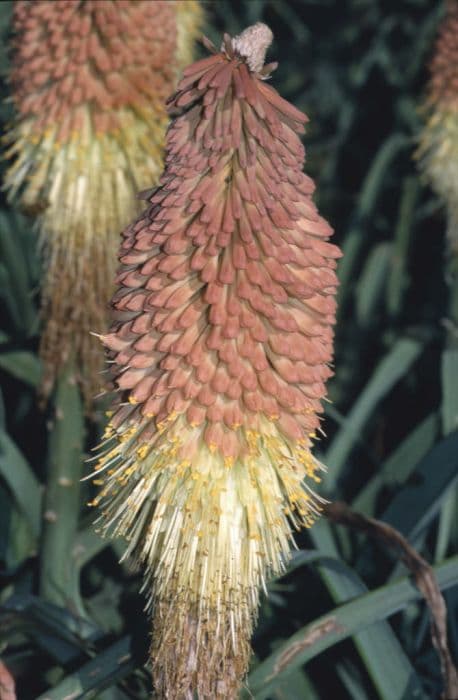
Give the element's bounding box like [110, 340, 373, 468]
[4, 0, 202, 408]
[91, 23, 341, 699]
[417, 0, 458, 252]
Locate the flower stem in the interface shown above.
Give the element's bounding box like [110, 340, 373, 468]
[39, 362, 86, 617]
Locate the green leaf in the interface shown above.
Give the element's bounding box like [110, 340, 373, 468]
[0, 262, 23, 331]
[73, 520, 128, 574]
[0, 429, 42, 538]
[381, 429, 458, 542]
[441, 349, 458, 435]
[352, 412, 438, 515]
[336, 661, 372, 700]
[1, 594, 99, 664]
[324, 337, 425, 492]
[36, 637, 136, 700]
[337, 133, 407, 307]
[0, 349, 42, 387]
[386, 177, 419, 318]
[356, 242, 392, 326]
[310, 521, 425, 700]
[272, 667, 319, 700]
[72, 526, 109, 570]
[6, 505, 34, 569]
[247, 556, 458, 699]
[272, 549, 325, 579]
[0, 386, 5, 428]
[0, 211, 36, 334]
[435, 489, 456, 563]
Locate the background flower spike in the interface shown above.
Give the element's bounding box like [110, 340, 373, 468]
[93, 22, 341, 699]
[4, 0, 203, 410]
[417, 0, 458, 253]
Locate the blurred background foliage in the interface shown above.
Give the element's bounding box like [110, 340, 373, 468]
[0, 0, 457, 698]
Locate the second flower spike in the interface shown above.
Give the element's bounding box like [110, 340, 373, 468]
[5, 0, 202, 409]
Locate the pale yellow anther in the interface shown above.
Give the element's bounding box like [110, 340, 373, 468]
[137, 444, 149, 459]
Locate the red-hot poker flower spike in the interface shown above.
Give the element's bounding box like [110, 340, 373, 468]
[4, 0, 202, 408]
[91, 23, 341, 698]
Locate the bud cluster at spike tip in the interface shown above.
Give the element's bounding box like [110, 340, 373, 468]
[4, 0, 202, 408]
[417, 0, 458, 250]
[90, 23, 341, 699]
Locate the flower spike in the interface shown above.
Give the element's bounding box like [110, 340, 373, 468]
[93, 23, 341, 698]
[4, 0, 202, 408]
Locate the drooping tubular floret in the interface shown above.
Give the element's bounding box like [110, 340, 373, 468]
[91, 23, 341, 699]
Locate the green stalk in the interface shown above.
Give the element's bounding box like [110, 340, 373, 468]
[39, 362, 85, 617]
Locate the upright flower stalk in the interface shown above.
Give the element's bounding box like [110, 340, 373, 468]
[91, 24, 341, 698]
[4, 0, 202, 407]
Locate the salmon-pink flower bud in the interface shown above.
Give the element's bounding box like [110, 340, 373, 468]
[4, 0, 202, 408]
[91, 23, 341, 698]
[417, 0, 458, 252]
